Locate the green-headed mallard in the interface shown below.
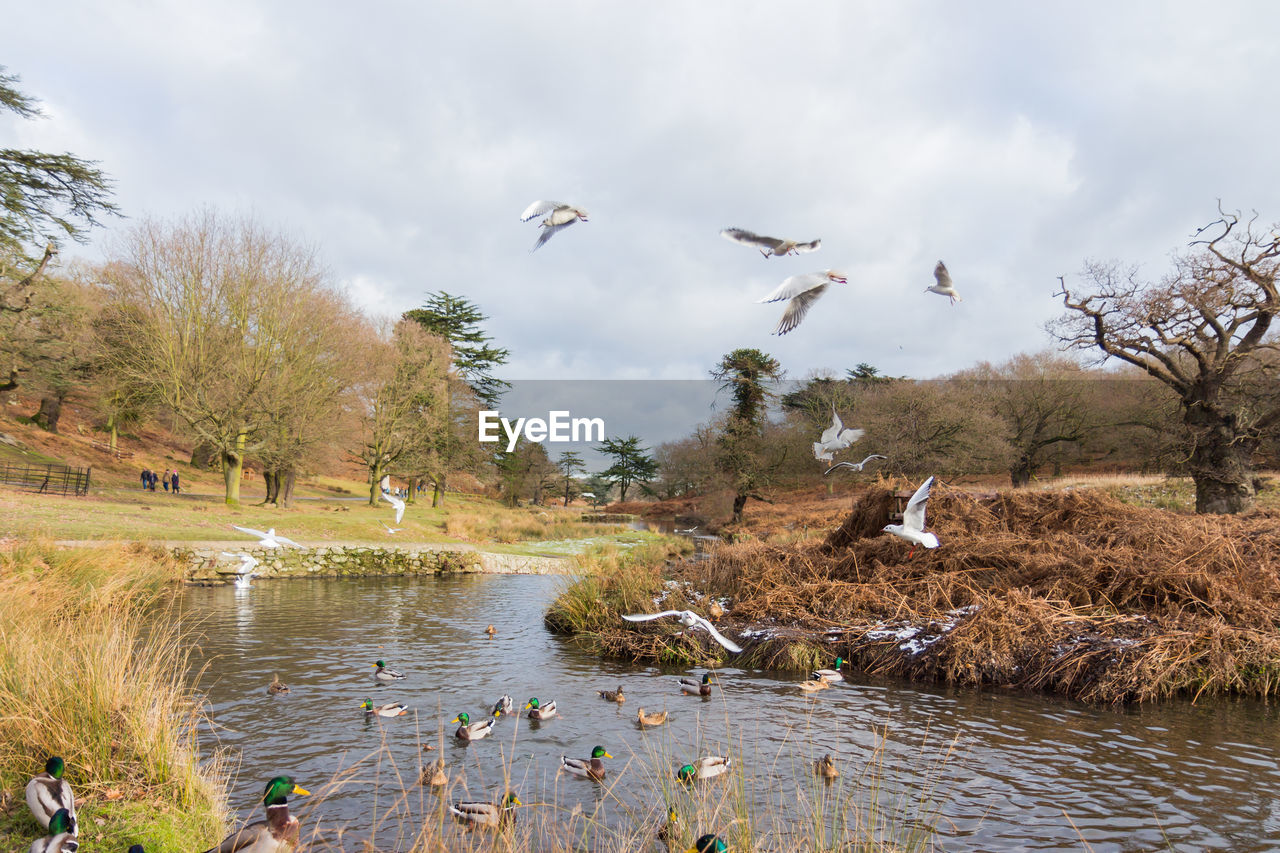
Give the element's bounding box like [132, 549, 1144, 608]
[449, 791, 520, 828]
[811, 657, 844, 682]
[371, 660, 405, 682]
[199, 776, 308, 853]
[815, 753, 839, 780]
[656, 806, 680, 843]
[678, 673, 714, 697]
[675, 756, 731, 784]
[267, 675, 289, 695]
[491, 695, 514, 717]
[419, 758, 447, 787]
[361, 698, 408, 717]
[598, 684, 625, 703]
[560, 745, 611, 781]
[29, 808, 77, 853]
[524, 698, 557, 720]
[636, 707, 668, 726]
[26, 756, 75, 831]
[451, 712, 496, 741]
[686, 834, 727, 853]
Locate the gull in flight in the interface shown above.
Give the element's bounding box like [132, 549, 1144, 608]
[381, 489, 406, 524]
[883, 475, 941, 557]
[720, 227, 821, 258]
[925, 261, 962, 304]
[522, 200, 588, 252]
[824, 454, 887, 475]
[812, 406, 864, 463]
[231, 525, 300, 548]
[220, 551, 259, 588]
[757, 270, 847, 335]
[622, 609, 743, 653]
[380, 521, 402, 534]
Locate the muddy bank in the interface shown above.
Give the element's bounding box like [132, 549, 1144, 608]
[549, 484, 1280, 704]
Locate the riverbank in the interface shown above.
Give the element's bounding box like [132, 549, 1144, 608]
[550, 483, 1280, 704]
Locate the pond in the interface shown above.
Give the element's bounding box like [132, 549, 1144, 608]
[170, 574, 1280, 852]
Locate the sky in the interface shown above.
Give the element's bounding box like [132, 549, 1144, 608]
[5, 1, 1280, 384]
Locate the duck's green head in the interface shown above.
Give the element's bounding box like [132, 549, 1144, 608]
[44, 756, 66, 778]
[374, 660, 387, 668]
[360, 699, 374, 712]
[701, 673, 713, 684]
[128, 847, 146, 853]
[525, 698, 541, 709]
[834, 657, 844, 669]
[451, 712, 470, 725]
[48, 808, 74, 836]
[262, 775, 309, 807]
[591, 745, 612, 759]
[501, 792, 522, 808]
[676, 764, 696, 785]
[687, 834, 727, 853]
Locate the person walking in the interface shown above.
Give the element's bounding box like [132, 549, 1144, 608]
[162, 470, 171, 492]
[141, 468, 150, 490]
[170, 470, 180, 495]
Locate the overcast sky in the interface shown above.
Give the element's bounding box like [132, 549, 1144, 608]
[6, 1, 1280, 383]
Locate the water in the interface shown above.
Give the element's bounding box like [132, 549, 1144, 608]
[170, 575, 1280, 851]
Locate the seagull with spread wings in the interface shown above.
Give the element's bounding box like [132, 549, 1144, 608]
[381, 489, 406, 525]
[721, 227, 821, 258]
[824, 454, 887, 475]
[622, 609, 743, 653]
[231, 525, 300, 548]
[522, 200, 588, 252]
[812, 406, 865, 463]
[925, 260, 962, 304]
[757, 270, 847, 335]
[883, 475, 941, 557]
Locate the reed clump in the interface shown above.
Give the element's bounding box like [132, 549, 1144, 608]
[0, 540, 227, 851]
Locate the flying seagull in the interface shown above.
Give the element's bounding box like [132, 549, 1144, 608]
[925, 261, 962, 304]
[380, 521, 402, 534]
[231, 525, 300, 548]
[622, 609, 743, 653]
[812, 406, 864, 463]
[757, 270, 848, 336]
[883, 475, 941, 557]
[522, 200, 588, 252]
[720, 227, 821, 258]
[381, 489, 406, 524]
[824, 454, 887, 475]
[220, 551, 259, 588]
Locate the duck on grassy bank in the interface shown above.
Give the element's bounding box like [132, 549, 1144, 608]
[29, 808, 76, 853]
[26, 756, 75, 831]
[199, 776, 307, 853]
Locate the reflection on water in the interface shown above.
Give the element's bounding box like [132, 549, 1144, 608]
[169, 575, 1280, 851]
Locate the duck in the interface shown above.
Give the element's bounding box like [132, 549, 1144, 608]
[797, 676, 830, 692]
[449, 792, 521, 828]
[687, 834, 728, 853]
[199, 775, 308, 853]
[360, 698, 408, 717]
[128, 847, 145, 853]
[597, 685, 625, 703]
[451, 712, 496, 741]
[656, 806, 680, 843]
[419, 759, 447, 787]
[815, 754, 839, 780]
[675, 756, 731, 783]
[679, 673, 714, 697]
[26, 756, 75, 831]
[29, 808, 77, 853]
[491, 695, 514, 718]
[811, 657, 845, 682]
[267, 675, 289, 695]
[524, 698, 557, 720]
[371, 660, 405, 682]
[485, 624, 496, 636]
[560, 746, 612, 781]
[636, 707, 669, 727]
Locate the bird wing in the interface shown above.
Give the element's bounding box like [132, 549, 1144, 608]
[622, 610, 684, 622]
[232, 526, 269, 540]
[860, 454, 887, 466]
[902, 476, 935, 533]
[834, 427, 865, 447]
[823, 461, 856, 475]
[720, 227, 784, 251]
[933, 261, 952, 289]
[819, 408, 842, 444]
[772, 284, 828, 335]
[813, 443, 835, 463]
[690, 614, 743, 653]
[756, 272, 826, 304]
[273, 535, 300, 547]
[200, 821, 268, 853]
[532, 221, 574, 252]
[521, 200, 564, 221]
[792, 238, 821, 253]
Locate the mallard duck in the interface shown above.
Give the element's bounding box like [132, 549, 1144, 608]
[491, 695, 514, 717]
[451, 712, 496, 741]
[128, 846, 145, 853]
[560, 745, 612, 781]
[679, 673, 714, 697]
[687, 834, 728, 853]
[419, 759, 447, 787]
[267, 675, 289, 695]
[29, 808, 76, 853]
[675, 756, 731, 783]
[524, 698, 557, 720]
[815, 754, 839, 780]
[656, 806, 680, 843]
[449, 791, 521, 828]
[360, 698, 408, 717]
[797, 676, 830, 692]
[636, 707, 669, 726]
[26, 756, 75, 831]
[598, 685, 625, 703]
[811, 657, 844, 682]
[485, 624, 496, 636]
[371, 660, 405, 682]
[199, 775, 308, 853]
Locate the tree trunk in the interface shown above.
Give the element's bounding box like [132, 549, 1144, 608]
[432, 473, 445, 507]
[279, 469, 296, 507]
[107, 416, 118, 452]
[262, 469, 279, 505]
[34, 395, 63, 432]
[368, 463, 384, 507]
[1187, 407, 1256, 513]
[222, 433, 246, 506]
[406, 476, 419, 505]
[732, 492, 748, 523]
[1010, 456, 1033, 488]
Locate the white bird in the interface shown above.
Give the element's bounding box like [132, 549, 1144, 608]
[220, 551, 259, 575]
[824, 454, 887, 475]
[380, 521, 402, 534]
[720, 227, 821, 258]
[380, 490, 406, 525]
[812, 407, 865, 463]
[674, 525, 698, 535]
[925, 260, 962, 304]
[883, 475, 941, 557]
[522, 200, 588, 252]
[622, 609, 743, 653]
[757, 270, 847, 336]
[231, 525, 300, 548]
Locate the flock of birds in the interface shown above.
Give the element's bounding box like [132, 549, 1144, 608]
[520, 201, 962, 335]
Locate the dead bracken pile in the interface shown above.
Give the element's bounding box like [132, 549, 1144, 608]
[675, 484, 1280, 703]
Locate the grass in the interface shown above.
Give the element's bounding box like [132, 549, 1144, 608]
[0, 540, 228, 852]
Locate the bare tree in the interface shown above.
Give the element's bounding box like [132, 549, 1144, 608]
[1055, 207, 1280, 513]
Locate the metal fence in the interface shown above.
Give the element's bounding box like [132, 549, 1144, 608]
[0, 462, 92, 496]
